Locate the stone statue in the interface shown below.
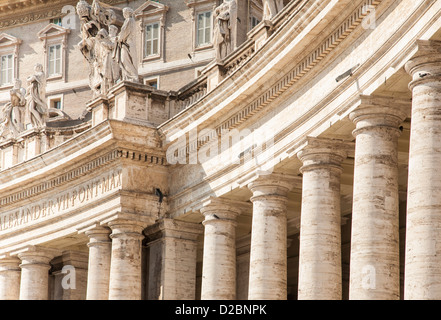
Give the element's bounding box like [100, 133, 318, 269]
[108, 25, 121, 83]
[25, 64, 48, 129]
[262, 0, 283, 20]
[77, 0, 102, 97]
[91, 0, 117, 27]
[0, 79, 27, 139]
[213, 4, 231, 60]
[114, 7, 139, 82]
[96, 28, 119, 94]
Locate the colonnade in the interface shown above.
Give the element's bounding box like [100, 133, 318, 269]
[199, 40, 441, 300]
[0, 40, 441, 300]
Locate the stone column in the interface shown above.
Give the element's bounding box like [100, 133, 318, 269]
[247, 172, 296, 300]
[404, 40, 441, 299]
[349, 96, 408, 300]
[0, 255, 21, 300]
[297, 137, 350, 300]
[108, 219, 146, 300]
[85, 226, 112, 300]
[144, 219, 203, 300]
[18, 246, 60, 300]
[200, 197, 241, 300]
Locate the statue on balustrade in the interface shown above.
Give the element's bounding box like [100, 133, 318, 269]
[214, 3, 232, 60]
[77, 0, 137, 96]
[96, 27, 120, 95]
[0, 79, 27, 139]
[262, 0, 284, 20]
[77, 0, 102, 97]
[113, 7, 139, 83]
[25, 63, 48, 129]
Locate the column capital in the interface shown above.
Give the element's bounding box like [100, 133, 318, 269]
[78, 223, 112, 247]
[247, 172, 298, 199]
[200, 197, 244, 224]
[405, 40, 441, 89]
[297, 137, 353, 173]
[16, 245, 61, 265]
[349, 95, 409, 136]
[0, 254, 21, 271]
[107, 218, 146, 240]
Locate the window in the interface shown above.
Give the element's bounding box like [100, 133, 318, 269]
[250, 16, 260, 29]
[50, 18, 62, 26]
[196, 11, 212, 47]
[144, 77, 159, 89]
[52, 99, 62, 110]
[48, 44, 62, 76]
[0, 54, 13, 86]
[37, 24, 70, 81]
[0, 34, 21, 87]
[144, 23, 159, 57]
[135, 1, 168, 63]
[47, 94, 64, 112]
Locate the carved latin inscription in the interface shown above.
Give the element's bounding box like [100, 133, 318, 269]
[0, 170, 122, 232]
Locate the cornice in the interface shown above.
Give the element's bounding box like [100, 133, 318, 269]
[0, 146, 167, 210]
[0, 0, 135, 30]
[161, 0, 384, 151]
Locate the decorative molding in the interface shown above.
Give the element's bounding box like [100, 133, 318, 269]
[0, 0, 134, 30]
[0, 149, 120, 208]
[177, 0, 383, 155]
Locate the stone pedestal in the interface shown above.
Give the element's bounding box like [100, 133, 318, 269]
[84, 225, 112, 300]
[247, 172, 296, 300]
[297, 137, 350, 300]
[18, 246, 60, 300]
[108, 219, 146, 300]
[349, 96, 408, 300]
[404, 40, 441, 300]
[200, 198, 241, 300]
[0, 255, 21, 300]
[144, 219, 202, 300]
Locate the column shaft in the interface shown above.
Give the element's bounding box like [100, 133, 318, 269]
[0, 256, 21, 300]
[247, 173, 295, 300]
[86, 226, 112, 300]
[349, 97, 407, 300]
[405, 40, 441, 299]
[200, 198, 240, 300]
[108, 219, 145, 300]
[297, 138, 348, 300]
[18, 246, 60, 300]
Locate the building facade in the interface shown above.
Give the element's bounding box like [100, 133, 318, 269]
[0, 0, 440, 300]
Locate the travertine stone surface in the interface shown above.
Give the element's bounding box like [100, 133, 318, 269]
[108, 219, 146, 300]
[236, 235, 251, 301]
[144, 219, 203, 300]
[200, 198, 241, 300]
[85, 226, 112, 300]
[297, 137, 350, 300]
[349, 96, 408, 300]
[404, 40, 441, 300]
[18, 246, 60, 300]
[51, 251, 89, 300]
[247, 173, 296, 300]
[0, 255, 21, 300]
